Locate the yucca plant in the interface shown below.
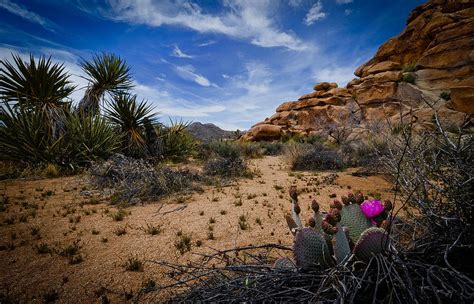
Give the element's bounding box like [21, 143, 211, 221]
[0, 54, 75, 109]
[105, 93, 156, 157]
[77, 53, 133, 115]
[156, 119, 197, 161]
[0, 100, 66, 163]
[64, 113, 120, 163]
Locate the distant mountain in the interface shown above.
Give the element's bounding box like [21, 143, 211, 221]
[186, 122, 237, 142]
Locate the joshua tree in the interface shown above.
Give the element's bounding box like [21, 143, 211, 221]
[77, 53, 133, 115]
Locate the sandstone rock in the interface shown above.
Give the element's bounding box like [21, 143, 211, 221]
[355, 82, 398, 105]
[327, 87, 351, 97]
[313, 82, 338, 91]
[416, 65, 474, 90]
[366, 61, 402, 76]
[417, 37, 474, 69]
[451, 87, 474, 114]
[276, 101, 295, 112]
[243, 0, 474, 142]
[242, 124, 282, 141]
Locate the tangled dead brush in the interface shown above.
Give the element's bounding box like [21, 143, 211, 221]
[89, 154, 202, 204]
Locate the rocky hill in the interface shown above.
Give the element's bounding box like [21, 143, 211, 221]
[243, 0, 473, 141]
[186, 122, 235, 142]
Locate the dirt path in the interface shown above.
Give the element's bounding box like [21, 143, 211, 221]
[0, 156, 394, 303]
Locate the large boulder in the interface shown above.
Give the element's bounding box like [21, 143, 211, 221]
[242, 124, 282, 141]
[451, 87, 474, 114]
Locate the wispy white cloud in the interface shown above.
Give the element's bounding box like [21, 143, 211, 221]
[344, 9, 352, 15]
[305, 1, 326, 25]
[288, 0, 304, 7]
[313, 66, 356, 87]
[171, 45, 193, 58]
[104, 0, 307, 51]
[0, 0, 57, 32]
[175, 65, 214, 87]
[197, 40, 216, 47]
[336, 0, 353, 4]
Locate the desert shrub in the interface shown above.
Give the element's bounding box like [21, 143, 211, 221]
[156, 120, 197, 161]
[239, 142, 263, 158]
[258, 141, 285, 156]
[204, 157, 251, 178]
[402, 73, 415, 84]
[440, 91, 451, 101]
[285, 143, 344, 171]
[205, 140, 242, 159]
[402, 62, 417, 72]
[89, 154, 202, 204]
[378, 112, 473, 270]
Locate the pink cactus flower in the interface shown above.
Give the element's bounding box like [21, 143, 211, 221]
[360, 200, 385, 225]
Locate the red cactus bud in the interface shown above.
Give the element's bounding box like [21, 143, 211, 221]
[321, 220, 336, 235]
[330, 200, 343, 210]
[341, 196, 349, 205]
[380, 219, 390, 230]
[307, 217, 315, 227]
[289, 185, 298, 202]
[355, 192, 364, 205]
[348, 193, 356, 204]
[293, 202, 301, 215]
[384, 200, 393, 212]
[311, 199, 320, 213]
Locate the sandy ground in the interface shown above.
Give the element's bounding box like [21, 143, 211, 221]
[0, 156, 395, 303]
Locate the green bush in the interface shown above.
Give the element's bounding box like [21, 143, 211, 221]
[402, 73, 416, 84]
[204, 157, 252, 178]
[156, 120, 197, 161]
[285, 143, 344, 171]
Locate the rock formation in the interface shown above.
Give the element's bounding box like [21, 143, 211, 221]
[243, 0, 473, 141]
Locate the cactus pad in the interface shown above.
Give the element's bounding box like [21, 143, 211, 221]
[293, 228, 332, 269]
[340, 204, 372, 242]
[353, 227, 389, 262]
[334, 223, 351, 263]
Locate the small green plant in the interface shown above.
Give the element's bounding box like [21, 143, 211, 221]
[91, 229, 100, 235]
[124, 256, 143, 271]
[144, 223, 161, 235]
[234, 199, 243, 207]
[35, 243, 52, 254]
[175, 233, 192, 254]
[402, 73, 415, 84]
[209, 217, 216, 224]
[440, 91, 451, 101]
[30, 225, 41, 236]
[220, 210, 227, 215]
[56, 240, 83, 264]
[207, 231, 215, 240]
[238, 215, 249, 230]
[111, 208, 127, 221]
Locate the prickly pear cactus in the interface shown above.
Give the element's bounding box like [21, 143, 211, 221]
[273, 257, 296, 270]
[341, 204, 372, 243]
[334, 223, 351, 264]
[293, 228, 332, 269]
[353, 227, 389, 262]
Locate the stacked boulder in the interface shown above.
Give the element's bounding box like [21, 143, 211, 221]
[242, 82, 356, 141]
[243, 0, 473, 142]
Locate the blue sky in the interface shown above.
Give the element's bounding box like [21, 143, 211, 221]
[0, 0, 425, 130]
